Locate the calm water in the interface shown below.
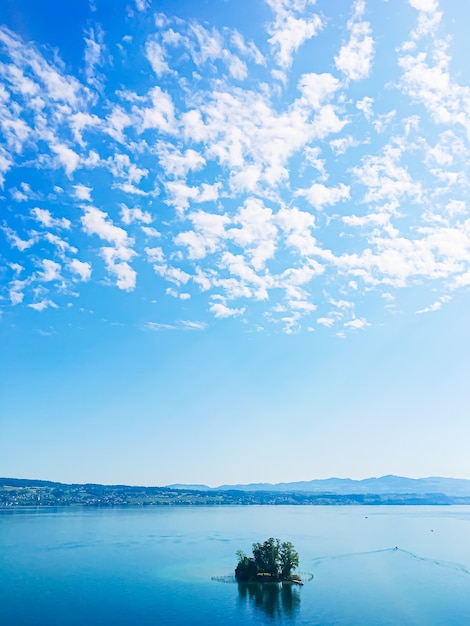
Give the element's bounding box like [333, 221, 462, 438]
[1, 505, 470, 625]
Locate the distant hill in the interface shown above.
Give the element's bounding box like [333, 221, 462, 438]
[3, 475, 470, 500]
[169, 475, 470, 497]
[2, 476, 470, 507]
[166, 483, 211, 491]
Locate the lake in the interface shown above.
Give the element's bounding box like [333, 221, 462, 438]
[1, 505, 470, 625]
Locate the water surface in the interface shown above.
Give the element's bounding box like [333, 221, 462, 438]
[1, 505, 470, 625]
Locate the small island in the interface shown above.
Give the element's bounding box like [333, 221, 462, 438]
[235, 537, 302, 584]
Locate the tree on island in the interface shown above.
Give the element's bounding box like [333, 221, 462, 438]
[235, 538, 300, 582]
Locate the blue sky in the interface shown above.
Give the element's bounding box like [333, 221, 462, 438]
[1, 0, 470, 486]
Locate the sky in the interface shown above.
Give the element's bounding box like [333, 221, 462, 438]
[1, 0, 470, 487]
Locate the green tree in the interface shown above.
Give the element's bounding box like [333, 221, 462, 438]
[279, 541, 299, 579]
[235, 538, 300, 582]
[252, 538, 281, 577]
[235, 550, 259, 581]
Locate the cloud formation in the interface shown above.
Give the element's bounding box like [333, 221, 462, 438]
[0, 0, 469, 333]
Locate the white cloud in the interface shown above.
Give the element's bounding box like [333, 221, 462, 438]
[356, 96, 374, 119]
[445, 200, 466, 217]
[311, 104, 348, 139]
[409, 0, 438, 12]
[69, 112, 101, 145]
[145, 321, 176, 331]
[114, 183, 150, 196]
[146, 40, 171, 77]
[296, 182, 350, 210]
[344, 317, 370, 329]
[299, 73, 340, 109]
[8, 277, 28, 305]
[145, 246, 165, 263]
[188, 23, 223, 66]
[166, 287, 190, 300]
[31, 207, 71, 229]
[139, 86, 177, 134]
[141, 226, 161, 238]
[164, 181, 221, 214]
[80, 206, 136, 289]
[108, 153, 148, 185]
[100, 246, 137, 291]
[231, 31, 264, 65]
[0, 26, 86, 107]
[416, 300, 441, 313]
[153, 264, 191, 286]
[317, 317, 335, 327]
[373, 111, 396, 134]
[44, 233, 77, 255]
[352, 145, 421, 206]
[276, 207, 321, 257]
[39, 259, 61, 282]
[416, 295, 451, 314]
[74, 184, 93, 201]
[105, 106, 133, 143]
[342, 212, 390, 229]
[51, 143, 80, 177]
[10, 182, 39, 202]
[69, 259, 92, 281]
[28, 299, 58, 311]
[2, 226, 37, 251]
[157, 144, 206, 178]
[399, 38, 470, 136]
[120, 204, 153, 224]
[0, 147, 13, 188]
[330, 298, 354, 309]
[226, 55, 248, 80]
[10, 288, 25, 305]
[9, 263, 24, 274]
[179, 319, 207, 330]
[335, 0, 375, 81]
[330, 135, 360, 155]
[227, 198, 277, 270]
[175, 210, 230, 260]
[209, 302, 246, 318]
[144, 318, 205, 331]
[135, 0, 150, 10]
[81, 206, 131, 246]
[84, 27, 106, 89]
[266, 1, 322, 70]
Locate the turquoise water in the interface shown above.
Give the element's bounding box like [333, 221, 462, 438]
[1, 505, 470, 625]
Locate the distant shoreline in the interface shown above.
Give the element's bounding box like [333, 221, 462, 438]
[2, 477, 470, 507]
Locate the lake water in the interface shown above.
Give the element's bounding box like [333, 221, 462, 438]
[1, 505, 470, 625]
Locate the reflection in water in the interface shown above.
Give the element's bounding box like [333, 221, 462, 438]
[238, 581, 301, 619]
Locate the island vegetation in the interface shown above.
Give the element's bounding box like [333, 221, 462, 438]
[235, 538, 302, 583]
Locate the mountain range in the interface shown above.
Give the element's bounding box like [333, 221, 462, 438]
[167, 475, 470, 497]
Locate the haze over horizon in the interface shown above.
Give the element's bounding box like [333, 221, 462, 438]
[1, 0, 469, 486]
